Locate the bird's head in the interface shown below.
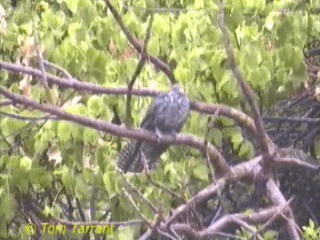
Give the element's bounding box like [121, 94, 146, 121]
[171, 84, 185, 94]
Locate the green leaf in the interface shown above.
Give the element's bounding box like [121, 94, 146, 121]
[67, 21, 82, 44]
[249, 66, 271, 88]
[87, 95, 104, 117]
[83, 128, 99, 145]
[53, 165, 69, 175]
[265, 13, 275, 31]
[231, 132, 244, 149]
[192, 164, 209, 182]
[60, 169, 75, 193]
[64, 0, 79, 14]
[75, 175, 89, 199]
[57, 121, 81, 142]
[19, 156, 32, 170]
[116, 226, 135, 240]
[29, 169, 52, 189]
[194, 0, 205, 9]
[174, 66, 190, 81]
[238, 141, 254, 158]
[11, 169, 29, 193]
[103, 172, 118, 196]
[210, 128, 223, 147]
[0, 117, 26, 140]
[263, 230, 278, 240]
[0, 194, 16, 220]
[19, 21, 33, 35]
[43, 203, 62, 217]
[217, 71, 232, 91]
[57, 121, 72, 143]
[147, 36, 160, 56]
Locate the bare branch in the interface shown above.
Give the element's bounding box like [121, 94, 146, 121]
[263, 116, 320, 124]
[217, 4, 272, 162]
[0, 61, 264, 138]
[249, 198, 295, 240]
[104, 0, 176, 83]
[0, 61, 160, 97]
[75, 197, 86, 222]
[170, 206, 284, 239]
[0, 100, 13, 106]
[0, 86, 231, 176]
[0, 111, 56, 121]
[265, 179, 300, 240]
[34, 31, 49, 89]
[122, 177, 158, 214]
[274, 156, 319, 172]
[126, 14, 154, 126]
[191, 101, 257, 137]
[55, 218, 144, 227]
[148, 178, 186, 203]
[43, 59, 73, 79]
[163, 177, 228, 229]
[123, 187, 153, 228]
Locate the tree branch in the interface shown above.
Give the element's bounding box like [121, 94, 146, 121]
[126, 14, 154, 126]
[0, 86, 231, 176]
[104, 0, 176, 83]
[217, 4, 272, 163]
[0, 61, 160, 97]
[0, 61, 261, 139]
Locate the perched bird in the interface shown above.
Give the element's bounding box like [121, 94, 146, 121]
[117, 85, 190, 172]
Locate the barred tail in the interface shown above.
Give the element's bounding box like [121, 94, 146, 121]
[117, 140, 169, 173]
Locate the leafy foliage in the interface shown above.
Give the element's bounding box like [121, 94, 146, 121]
[0, 0, 320, 239]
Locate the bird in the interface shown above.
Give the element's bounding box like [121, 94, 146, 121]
[117, 84, 190, 173]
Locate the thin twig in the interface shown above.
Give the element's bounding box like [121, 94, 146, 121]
[75, 197, 86, 222]
[34, 31, 48, 89]
[148, 178, 186, 203]
[263, 116, 320, 124]
[0, 111, 56, 121]
[55, 218, 144, 227]
[123, 177, 158, 213]
[104, 0, 176, 83]
[123, 187, 153, 228]
[126, 14, 154, 127]
[43, 60, 73, 79]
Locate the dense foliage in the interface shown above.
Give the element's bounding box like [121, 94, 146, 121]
[0, 0, 320, 239]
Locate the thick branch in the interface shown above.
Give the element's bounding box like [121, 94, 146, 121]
[0, 87, 231, 176]
[171, 206, 284, 239]
[0, 100, 13, 106]
[0, 61, 260, 138]
[162, 156, 262, 230]
[217, 4, 271, 160]
[265, 179, 300, 240]
[0, 61, 160, 97]
[191, 101, 257, 136]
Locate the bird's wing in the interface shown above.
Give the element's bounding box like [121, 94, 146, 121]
[140, 94, 167, 130]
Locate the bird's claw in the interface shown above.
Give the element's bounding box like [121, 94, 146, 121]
[156, 134, 162, 143]
[156, 129, 177, 143]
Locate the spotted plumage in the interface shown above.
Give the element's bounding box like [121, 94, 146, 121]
[117, 85, 189, 172]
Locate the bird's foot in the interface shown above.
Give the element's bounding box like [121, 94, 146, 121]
[141, 152, 151, 173]
[155, 128, 176, 143]
[155, 128, 164, 143]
